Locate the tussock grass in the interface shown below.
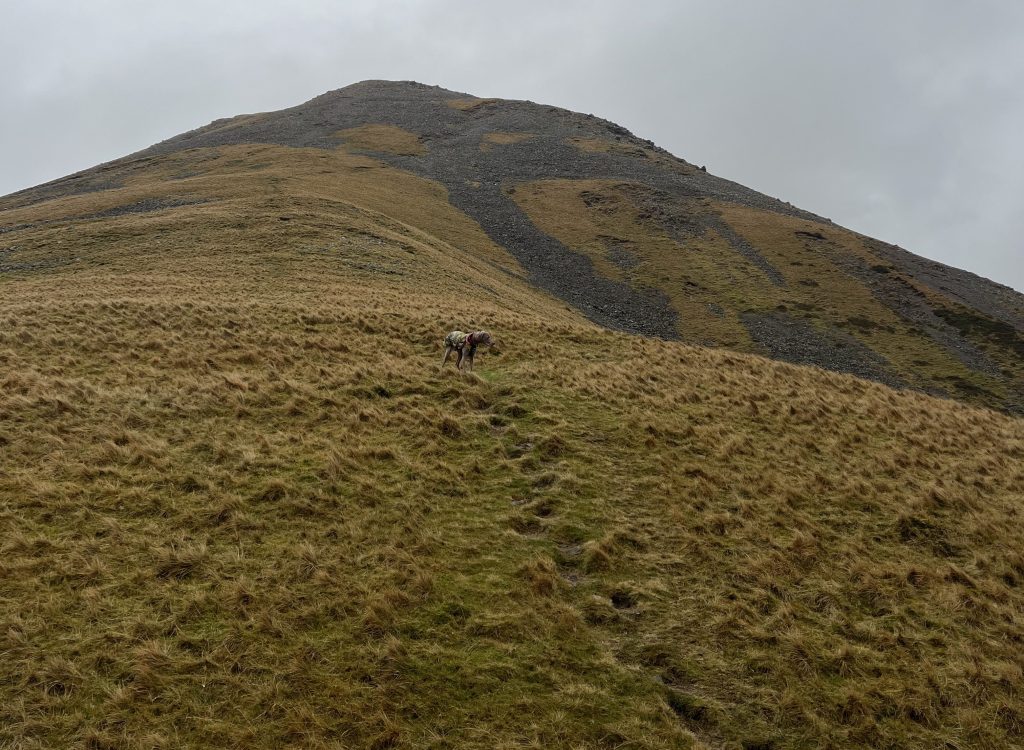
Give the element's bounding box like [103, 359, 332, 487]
[1, 148, 1023, 749]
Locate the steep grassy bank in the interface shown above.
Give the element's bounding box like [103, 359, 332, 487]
[2, 215, 1023, 748]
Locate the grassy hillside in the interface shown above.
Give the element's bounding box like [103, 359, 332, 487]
[2, 144, 1024, 749]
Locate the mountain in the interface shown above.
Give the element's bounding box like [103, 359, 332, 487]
[1, 82, 1023, 749]
[4, 79, 1022, 413]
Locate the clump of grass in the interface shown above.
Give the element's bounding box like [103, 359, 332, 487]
[581, 534, 616, 572]
[536, 433, 569, 459]
[438, 415, 462, 438]
[154, 540, 208, 580]
[580, 594, 619, 624]
[518, 557, 563, 596]
[664, 688, 716, 727]
[256, 478, 290, 502]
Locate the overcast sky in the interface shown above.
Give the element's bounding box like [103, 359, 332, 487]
[4, 1, 1022, 291]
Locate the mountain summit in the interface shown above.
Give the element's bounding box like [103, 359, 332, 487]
[5, 80, 1022, 411]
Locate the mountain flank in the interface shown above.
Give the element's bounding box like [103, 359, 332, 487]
[5, 79, 1022, 412]
[1, 81, 1023, 748]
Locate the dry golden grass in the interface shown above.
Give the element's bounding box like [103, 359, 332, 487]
[333, 125, 427, 157]
[446, 98, 500, 112]
[569, 136, 651, 159]
[567, 137, 695, 175]
[0, 143, 525, 279]
[1, 151, 1023, 749]
[480, 133, 536, 152]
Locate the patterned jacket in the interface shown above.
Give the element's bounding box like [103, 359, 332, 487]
[444, 330, 471, 351]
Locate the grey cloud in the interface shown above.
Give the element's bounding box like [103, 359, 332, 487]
[3, 0, 1021, 290]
